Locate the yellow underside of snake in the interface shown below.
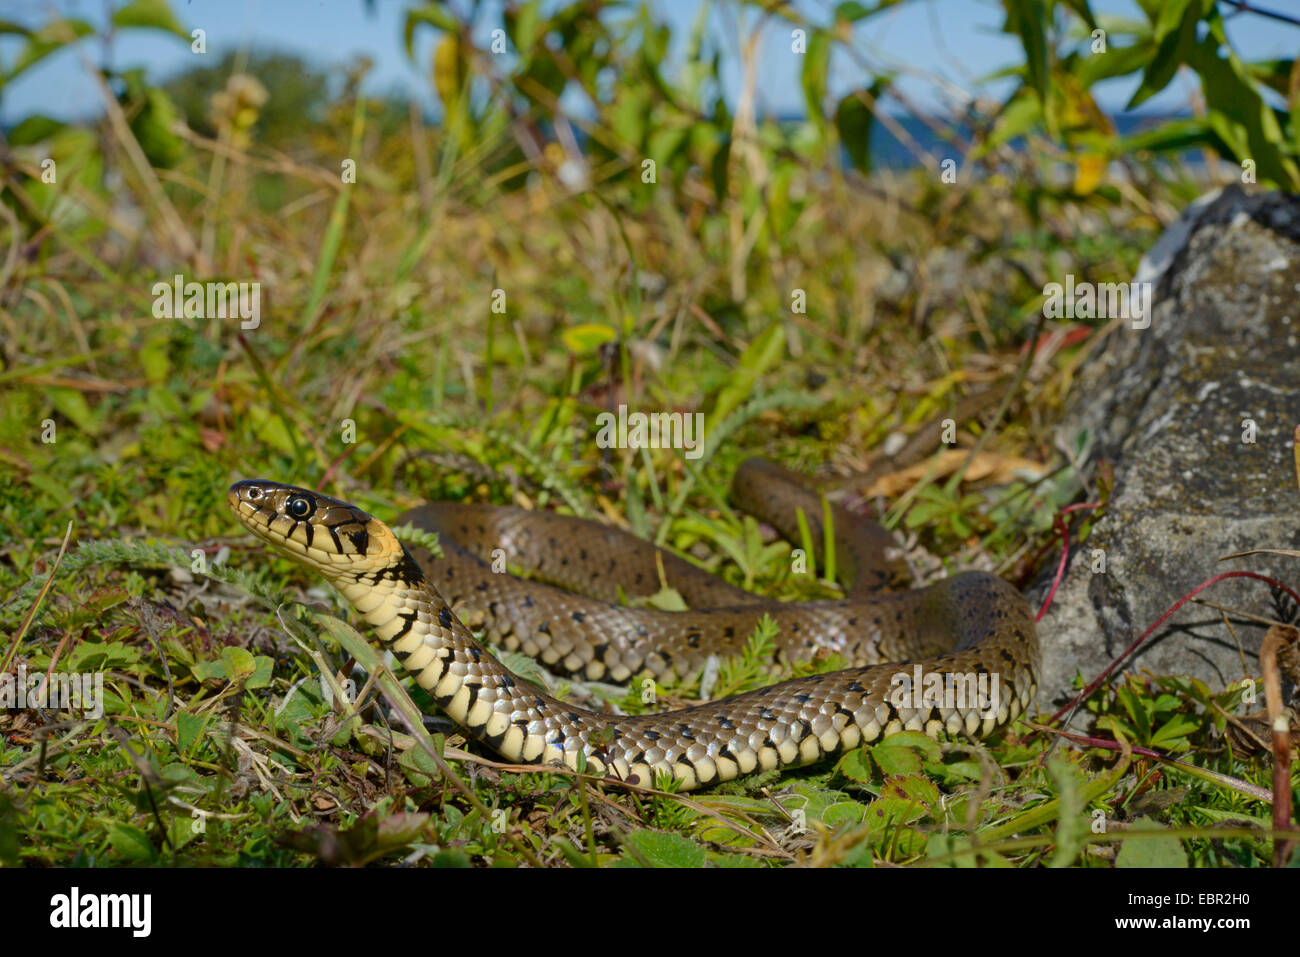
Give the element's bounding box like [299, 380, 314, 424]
[227, 459, 1039, 791]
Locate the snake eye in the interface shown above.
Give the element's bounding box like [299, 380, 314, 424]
[287, 496, 313, 519]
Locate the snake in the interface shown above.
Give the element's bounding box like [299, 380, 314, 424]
[227, 459, 1038, 792]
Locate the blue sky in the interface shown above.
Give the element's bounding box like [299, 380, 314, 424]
[2, 0, 1297, 125]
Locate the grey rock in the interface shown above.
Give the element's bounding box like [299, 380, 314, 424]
[1033, 185, 1300, 715]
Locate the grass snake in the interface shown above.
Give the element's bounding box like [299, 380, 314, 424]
[228, 459, 1038, 791]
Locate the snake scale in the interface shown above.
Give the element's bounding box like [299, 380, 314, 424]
[228, 459, 1038, 791]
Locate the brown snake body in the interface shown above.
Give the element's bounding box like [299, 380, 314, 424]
[228, 460, 1038, 791]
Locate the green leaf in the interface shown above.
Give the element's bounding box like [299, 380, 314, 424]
[1148, 714, 1199, 751]
[5, 19, 94, 83]
[823, 800, 868, 828]
[1005, 0, 1053, 136]
[246, 654, 275, 690]
[511, 0, 542, 63]
[835, 89, 876, 174]
[977, 92, 1041, 156]
[112, 0, 189, 40]
[833, 1, 903, 25]
[221, 646, 256, 682]
[561, 323, 617, 355]
[1126, 0, 1202, 109]
[708, 324, 786, 430]
[834, 747, 874, 783]
[1115, 818, 1189, 868]
[107, 823, 155, 862]
[7, 114, 66, 146]
[175, 711, 209, 753]
[49, 386, 100, 437]
[404, 3, 460, 58]
[1188, 27, 1300, 188]
[800, 29, 832, 133]
[619, 829, 706, 867]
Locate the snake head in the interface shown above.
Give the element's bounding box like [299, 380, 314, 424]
[228, 480, 401, 577]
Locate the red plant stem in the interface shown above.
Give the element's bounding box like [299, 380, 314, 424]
[1050, 571, 1300, 726]
[1034, 501, 1101, 622]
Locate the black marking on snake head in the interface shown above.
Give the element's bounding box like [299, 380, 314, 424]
[759, 707, 776, 721]
[793, 693, 811, 704]
[325, 524, 345, 553]
[687, 633, 700, 648]
[469, 647, 482, 662]
[718, 717, 735, 731]
[571, 610, 586, 623]
[439, 606, 454, 629]
[537, 621, 551, 635]
[723, 626, 735, 639]
[522, 595, 535, 608]
[499, 674, 515, 689]
[848, 681, 865, 693]
[346, 527, 369, 554]
[677, 724, 695, 740]
[643, 730, 660, 741]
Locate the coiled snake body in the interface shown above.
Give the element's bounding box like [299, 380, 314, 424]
[228, 460, 1038, 791]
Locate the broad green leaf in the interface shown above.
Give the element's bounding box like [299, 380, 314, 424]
[175, 711, 209, 753]
[221, 646, 256, 681]
[834, 747, 874, 783]
[1115, 817, 1189, 868]
[618, 829, 706, 867]
[107, 823, 155, 862]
